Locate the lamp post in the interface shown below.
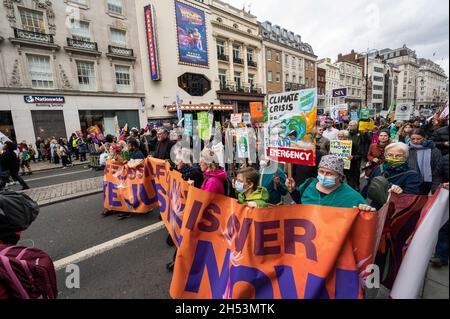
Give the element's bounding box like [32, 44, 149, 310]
[410, 77, 424, 111]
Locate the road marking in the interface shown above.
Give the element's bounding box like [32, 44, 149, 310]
[53, 221, 165, 271]
[25, 169, 92, 182]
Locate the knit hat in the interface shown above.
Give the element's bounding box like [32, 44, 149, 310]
[318, 155, 345, 176]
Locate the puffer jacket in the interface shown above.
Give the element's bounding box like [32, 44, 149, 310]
[238, 186, 270, 208]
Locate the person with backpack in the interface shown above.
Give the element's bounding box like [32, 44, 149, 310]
[77, 137, 88, 162]
[0, 142, 30, 190]
[18, 143, 32, 176]
[285, 155, 375, 212]
[362, 142, 423, 210]
[70, 133, 80, 161]
[235, 167, 269, 208]
[199, 148, 228, 195]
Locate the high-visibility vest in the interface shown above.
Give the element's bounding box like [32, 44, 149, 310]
[72, 138, 80, 148]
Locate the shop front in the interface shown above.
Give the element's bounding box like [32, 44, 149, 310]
[166, 104, 234, 125]
[216, 88, 265, 114]
[0, 93, 146, 144]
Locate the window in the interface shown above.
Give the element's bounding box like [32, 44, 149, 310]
[285, 73, 289, 82]
[293, 75, 297, 83]
[219, 69, 227, 88]
[217, 41, 225, 56]
[247, 49, 254, 62]
[107, 0, 123, 15]
[292, 57, 296, 69]
[27, 55, 53, 89]
[267, 49, 272, 61]
[352, 88, 356, 95]
[276, 72, 281, 83]
[233, 46, 240, 60]
[111, 28, 126, 46]
[76, 60, 96, 91]
[178, 73, 211, 96]
[234, 72, 242, 89]
[20, 8, 45, 33]
[71, 20, 91, 42]
[267, 71, 273, 82]
[115, 65, 131, 92]
[276, 52, 280, 63]
[248, 74, 255, 89]
[285, 54, 289, 65]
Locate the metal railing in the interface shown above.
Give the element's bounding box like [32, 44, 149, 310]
[108, 45, 133, 57]
[233, 57, 243, 65]
[67, 38, 98, 51]
[217, 53, 229, 61]
[248, 60, 257, 67]
[13, 28, 54, 44]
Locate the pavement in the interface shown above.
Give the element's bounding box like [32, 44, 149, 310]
[10, 165, 449, 299]
[26, 159, 90, 173]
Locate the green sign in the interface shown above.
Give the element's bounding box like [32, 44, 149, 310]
[360, 109, 370, 120]
[197, 112, 210, 140]
[263, 106, 268, 122]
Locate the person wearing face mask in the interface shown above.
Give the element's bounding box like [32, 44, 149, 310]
[362, 142, 423, 209]
[235, 167, 269, 208]
[407, 129, 442, 194]
[259, 157, 288, 205]
[285, 155, 375, 212]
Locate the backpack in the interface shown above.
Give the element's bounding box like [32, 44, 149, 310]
[0, 245, 58, 299]
[367, 167, 417, 205]
[20, 151, 30, 162]
[0, 191, 40, 233]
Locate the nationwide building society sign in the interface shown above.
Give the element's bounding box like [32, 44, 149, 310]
[24, 96, 65, 107]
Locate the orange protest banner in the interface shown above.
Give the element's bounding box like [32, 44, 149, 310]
[103, 159, 159, 213]
[104, 158, 379, 299]
[250, 102, 263, 121]
[171, 186, 378, 299]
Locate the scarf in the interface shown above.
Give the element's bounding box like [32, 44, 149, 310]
[409, 141, 433, 182]
[382, 161, 409, 175]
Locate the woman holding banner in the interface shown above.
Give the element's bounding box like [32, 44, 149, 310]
[362, 142, 423, 209]
[285, 155, 375, 212]
[199, 148, 228, 195]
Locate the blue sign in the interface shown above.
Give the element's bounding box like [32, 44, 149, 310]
[332, 88, 348, 98]
[24, 96, 65, 104]
[184, 113, 193, 136]
[175, 1, 209, 67]
[350, 110, 359, 121]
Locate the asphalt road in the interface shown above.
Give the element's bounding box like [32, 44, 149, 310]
[9, 165, 104, 190]
[19, 193, 174, 299]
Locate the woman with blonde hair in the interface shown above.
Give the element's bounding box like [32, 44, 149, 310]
[199, 148, 228, 195]
[398, 123, 413, 144]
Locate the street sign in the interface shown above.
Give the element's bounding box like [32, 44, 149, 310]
[332, 88, 348, 98]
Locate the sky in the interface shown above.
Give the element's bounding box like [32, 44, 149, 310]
[224, 0, 449, 76]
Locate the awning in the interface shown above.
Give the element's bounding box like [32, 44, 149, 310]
[167, 104, 234, 113]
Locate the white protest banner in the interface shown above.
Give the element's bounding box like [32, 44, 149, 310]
[0, 131, 12, 143]
[329, 140, 352, 170]
[390, 188, 449, 299]
[230, 113, 243, 128]
[395, 103, 413, 121]
[330, 104, 349, 122]
[243, 113, 251, 125]
[236, 128, 249, 158]
[267, 89, 317, 166]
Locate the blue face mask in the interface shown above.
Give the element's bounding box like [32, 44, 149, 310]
[318, 174, 337, 189]
[235, 181, 245, 193]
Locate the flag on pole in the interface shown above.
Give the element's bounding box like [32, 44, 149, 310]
[118, 123, 128, 141]
[176, 92, 183, 126]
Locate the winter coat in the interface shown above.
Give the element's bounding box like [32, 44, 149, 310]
[432, 154, 449, 193]
[238, 186, 270, 208]
[260, 167, 288, 205]
[201, 169, 228, 195]
[431, 126, 449, 156]
[178, 165, 204, 189]
[155, 139, 175, 160]
[0, 150, 20, 174]
[408, 140, 442, 192]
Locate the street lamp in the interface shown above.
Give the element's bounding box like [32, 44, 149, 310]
[410, 77, 424, 110]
